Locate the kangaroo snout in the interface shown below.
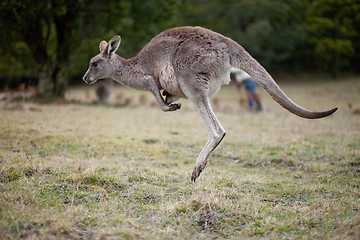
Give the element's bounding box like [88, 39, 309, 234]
[83, 73, 95, 84]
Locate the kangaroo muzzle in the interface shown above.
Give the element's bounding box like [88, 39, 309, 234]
[82, 72, 96, 84]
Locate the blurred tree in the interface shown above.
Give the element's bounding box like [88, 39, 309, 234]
[305, 0, 360, 77]
[235, 0, 308, 70]
[0, 0, 83, 97]
[116, 0, 187, 56]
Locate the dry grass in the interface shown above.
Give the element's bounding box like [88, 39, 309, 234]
[0, 77, 359, 239]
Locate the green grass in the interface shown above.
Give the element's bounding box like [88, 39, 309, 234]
[1, 78, 359, 239]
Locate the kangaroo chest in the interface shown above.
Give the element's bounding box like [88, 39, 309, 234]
[158, 63, 186, 98]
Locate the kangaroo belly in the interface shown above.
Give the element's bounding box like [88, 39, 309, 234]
[208, 67, 231, 97]
[159, 64, 186, 97]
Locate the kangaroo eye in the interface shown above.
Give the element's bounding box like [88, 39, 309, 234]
[92, 62, 98, 67]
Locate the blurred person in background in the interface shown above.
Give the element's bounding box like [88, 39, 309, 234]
[231, 67, 263, 112]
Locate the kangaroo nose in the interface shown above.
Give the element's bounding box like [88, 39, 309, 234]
[83, 75, 95, 84]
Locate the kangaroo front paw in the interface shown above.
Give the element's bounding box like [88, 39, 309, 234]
[191, 166, 203, 182]
[163, 103, 181, 112]
[169, 103, 181, 111]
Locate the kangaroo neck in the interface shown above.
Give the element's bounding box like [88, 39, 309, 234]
[111, 54, 150, 90]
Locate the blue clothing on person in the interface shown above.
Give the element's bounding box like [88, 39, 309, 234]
[231, 67, 263, 112]
[244, 79, 256, 94]
[245, 79, 260, 110]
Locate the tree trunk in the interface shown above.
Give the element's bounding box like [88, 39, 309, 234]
[37, 63, 54, 98]
[52, 0, 80, 98]
[54, 63, 68, 97]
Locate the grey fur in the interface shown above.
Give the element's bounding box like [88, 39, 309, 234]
[83, 26, 337, 181]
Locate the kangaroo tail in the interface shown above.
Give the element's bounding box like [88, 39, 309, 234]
[230, 45, 337, 119]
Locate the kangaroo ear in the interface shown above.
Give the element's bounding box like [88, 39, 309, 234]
[99, 40, 107, 52]
[105, 35, 121, 57]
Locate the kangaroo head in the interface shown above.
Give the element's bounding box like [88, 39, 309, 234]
[83, 36, 121, 84]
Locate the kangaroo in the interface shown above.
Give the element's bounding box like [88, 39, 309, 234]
[83, 26, 337, 181]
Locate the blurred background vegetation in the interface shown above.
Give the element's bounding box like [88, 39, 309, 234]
[0, 0, 359, 97]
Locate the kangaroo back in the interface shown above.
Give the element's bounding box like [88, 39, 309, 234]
[228, 41, 337, 119]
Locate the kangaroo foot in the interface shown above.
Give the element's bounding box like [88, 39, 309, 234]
[191, 165, 204, 182]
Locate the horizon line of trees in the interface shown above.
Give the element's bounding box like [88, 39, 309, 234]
[0, 0, 359, 97]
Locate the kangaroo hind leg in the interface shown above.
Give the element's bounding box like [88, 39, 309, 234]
[190, 96, 226, 182]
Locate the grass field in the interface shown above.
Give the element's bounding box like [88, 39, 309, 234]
[1, 77, 359, 239]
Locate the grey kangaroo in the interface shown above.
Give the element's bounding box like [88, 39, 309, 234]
[83, 26, 337, 181]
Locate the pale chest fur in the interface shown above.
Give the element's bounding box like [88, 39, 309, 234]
[158, 62, 186, 97]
